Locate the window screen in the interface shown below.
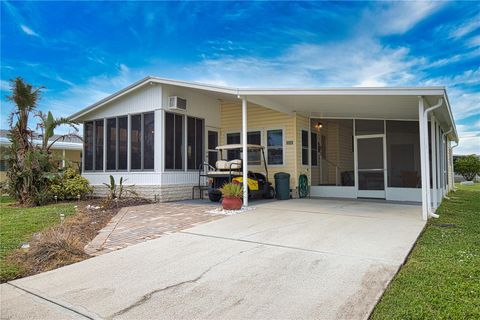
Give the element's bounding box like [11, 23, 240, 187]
[106, 118, 116, 170]
[94, 120, 104, 171]
[130, 114, 142, 170]
[84, 121, 93, 171]
[118, 117, 128, 170]
[187, 116, 204, 170]
[355, 120, 384, 135]
[165, 112, 184, 170]
[143, 112, 155, 170]
[386, 121, 421, 188]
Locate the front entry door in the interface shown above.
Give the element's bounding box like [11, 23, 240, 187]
[355, 135, 386, 199]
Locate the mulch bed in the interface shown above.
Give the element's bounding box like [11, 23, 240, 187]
[6, 198, 152, 280]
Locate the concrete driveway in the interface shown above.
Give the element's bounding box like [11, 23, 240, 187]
[1, 199, 425, 320]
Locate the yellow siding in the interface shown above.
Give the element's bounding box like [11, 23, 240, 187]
[295, 114, 311, 186]
[220, 102, 298, 186]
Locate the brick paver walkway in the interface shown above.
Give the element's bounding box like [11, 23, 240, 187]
[85, 202, 223, 256]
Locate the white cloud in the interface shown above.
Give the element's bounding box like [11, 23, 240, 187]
[467, 35, 480, 48]
[189, 38, 422, 89]
[362, 2, 444, 35]
[20, 24, 40, 37]
[455, 124, 480, 155]
[449, 15, 480, 39]
[0, 80, 10, 91]
[423, 68, 480, 121]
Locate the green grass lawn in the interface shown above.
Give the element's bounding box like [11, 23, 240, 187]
[371, 188, 480, 319]
[0, 196, 76, 281]
[455, 181, 480, 191]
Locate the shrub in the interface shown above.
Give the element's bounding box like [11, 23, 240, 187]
[454, 155, 480, 181]
[219, 182, 243, 198]
[26, 226, 87, 273]
[103, 175, 137, 200]
[50, 168, 92, 200]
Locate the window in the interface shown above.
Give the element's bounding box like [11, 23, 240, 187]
[311, 132, 318, 166]
[165, 112, 184, 170]
[94, 120, 104, 171]
[106, 118, 116, 170]
[301, 130, 309, 165]
[187, 116, 204, 170]
[84, 121, 94, 170]
[247, 131, 261, 165]
[226, 133, 240, 160]
[118, 117, 128, 170]
[225, 131, 261, 164]
[267, 129, 283, 165]
[143, 112, 155, 170]
[131, 115, 142, 170]
[386, 121, 420, 188]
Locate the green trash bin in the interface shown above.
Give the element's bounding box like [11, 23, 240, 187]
[274, 172, 290, 200]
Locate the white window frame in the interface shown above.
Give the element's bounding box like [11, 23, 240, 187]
[266, 128, 285, 166]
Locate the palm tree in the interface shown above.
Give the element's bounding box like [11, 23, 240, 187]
[7, 78, 42, 204]
[36, 110, 79, 151]
[6, 77, 79, 205]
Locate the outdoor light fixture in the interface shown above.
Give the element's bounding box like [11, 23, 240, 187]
[315, 122, 323, 130]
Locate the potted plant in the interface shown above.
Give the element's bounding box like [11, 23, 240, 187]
[219, 181, 243, 210]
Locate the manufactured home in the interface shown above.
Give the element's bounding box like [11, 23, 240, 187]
[70, 77, 458, 220]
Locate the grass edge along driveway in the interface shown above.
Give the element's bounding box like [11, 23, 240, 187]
[371, 185, 480, 319]
[0, 197, 76, 282]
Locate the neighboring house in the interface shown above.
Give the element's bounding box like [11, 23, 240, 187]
[70, 76, 458, 220]
[0, 129, 83, 182]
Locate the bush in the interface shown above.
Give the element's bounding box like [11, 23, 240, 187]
[219, 182, 243, 198]
[50, 168, 92, 200]
[454, 155, 480, 181]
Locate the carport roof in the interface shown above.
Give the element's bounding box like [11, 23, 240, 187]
[69, 76, 458, 142]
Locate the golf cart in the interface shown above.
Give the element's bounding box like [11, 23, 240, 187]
[207, 144, 275, 202]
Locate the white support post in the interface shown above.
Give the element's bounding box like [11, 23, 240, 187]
[431, 116, 437, 210]
[62, 149, 66, 168]
[418, 97, 428, 220]
[424, 110, 432, 215]
[436, 123, 441, 201]
[127, 114, 131, 172]
[242, 97, 248, 207]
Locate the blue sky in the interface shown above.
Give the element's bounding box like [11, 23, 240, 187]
[1, 1, 479, 154]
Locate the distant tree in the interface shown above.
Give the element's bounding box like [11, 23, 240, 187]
[454, 155, 480, 181]
[6, 77, 79, 206]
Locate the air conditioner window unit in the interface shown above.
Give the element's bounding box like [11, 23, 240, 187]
[168, 96, 187, 111]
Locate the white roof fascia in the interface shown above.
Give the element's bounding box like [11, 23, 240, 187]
[69, 77, 457, 141]
[238, 87, 446, 96]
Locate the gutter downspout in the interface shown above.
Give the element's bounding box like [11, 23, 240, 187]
[442, 128, 453, 196]
[451, 140, 459, 191]
[423, 98, 443, 219]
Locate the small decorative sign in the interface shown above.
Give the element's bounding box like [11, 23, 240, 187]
[286, 140, 294, 145]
